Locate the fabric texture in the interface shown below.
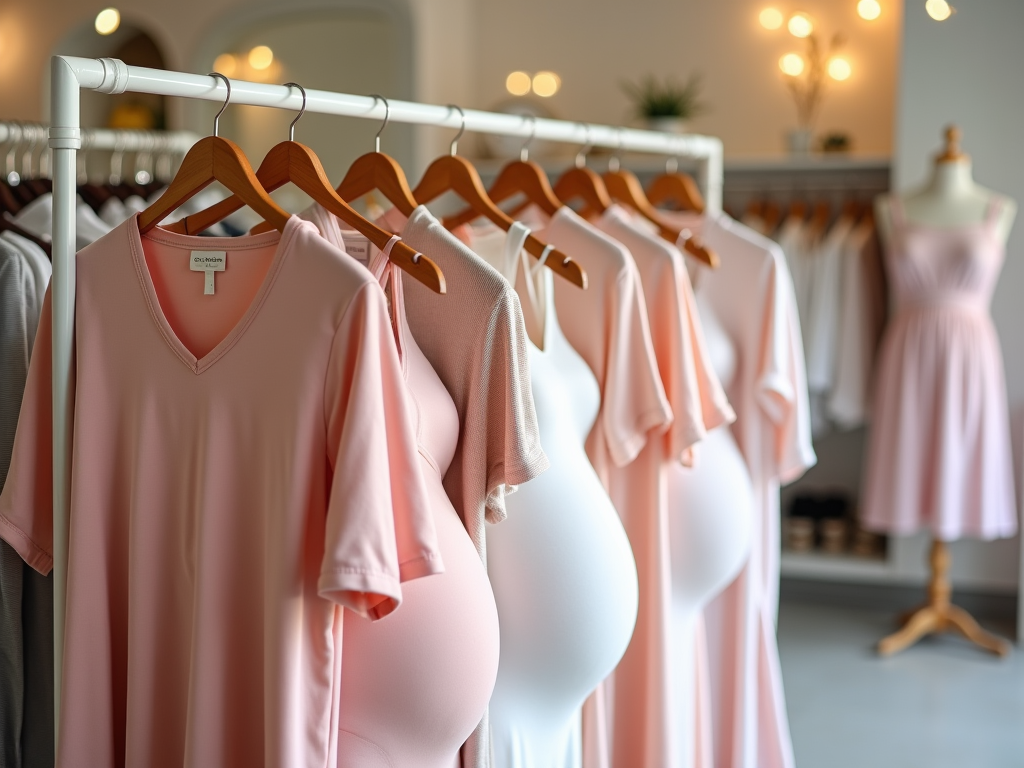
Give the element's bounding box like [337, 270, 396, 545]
[665, 210, 815, 768]
[301, 206, 501, 768]
[592, 206, 734, 768]
[0, 214, 442, 768]
[861, 198, 1017, 540]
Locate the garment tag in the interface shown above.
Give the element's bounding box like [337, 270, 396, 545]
[189, 251, 227, 295]
[341, 233, 372, 267]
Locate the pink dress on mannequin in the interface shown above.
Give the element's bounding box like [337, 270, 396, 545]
[862, 199, 1017, 540]
[301, 220, 502, 768]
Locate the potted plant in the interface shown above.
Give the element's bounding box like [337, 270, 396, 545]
[622, 73, 707, 134]
[782, 33, 845, 154]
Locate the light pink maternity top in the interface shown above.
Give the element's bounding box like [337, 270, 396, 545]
[0, 215, 442, 768]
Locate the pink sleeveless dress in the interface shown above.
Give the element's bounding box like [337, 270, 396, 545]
[336, 239, 501, 767]
[862, 199, 1017, 541]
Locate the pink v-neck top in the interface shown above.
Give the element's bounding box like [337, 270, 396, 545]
[0, 214, 442, 768]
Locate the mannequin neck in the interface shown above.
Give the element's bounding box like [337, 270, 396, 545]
[925, 158, 977, 199]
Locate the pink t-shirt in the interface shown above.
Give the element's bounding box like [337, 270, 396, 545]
[0, 215, 442, 768]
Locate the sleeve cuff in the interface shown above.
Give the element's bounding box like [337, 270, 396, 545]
[318, 568, 403, 621]
[0, 516, 52, 576]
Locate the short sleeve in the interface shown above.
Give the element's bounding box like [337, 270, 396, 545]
[0, 287, 54, 575]
[482, 288, 550, 524]
[599, 263, 672, 470]
[320, 281, 442, 620]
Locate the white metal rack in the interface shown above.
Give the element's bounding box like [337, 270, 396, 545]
[46, 54, 725, 749]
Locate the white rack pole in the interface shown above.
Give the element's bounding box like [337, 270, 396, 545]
[46, 54, 726, 753]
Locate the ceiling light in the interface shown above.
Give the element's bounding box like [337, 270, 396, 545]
[925, 0, 953, 20]
[759, 8, 784, 29]
[248, 45, 274, 71]
[858, 0, 882, 20]
[212, 53, 238, 78]
[94, 8, 121, 35]
[532, 71, 561, 98]
[828, 56, 852, 80]
[780, 53, 806, 76]
[788, 12, 814, 37]
[506, 71, 531, 96]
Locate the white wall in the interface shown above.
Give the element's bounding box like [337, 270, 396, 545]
[892, 0, 1024, 599]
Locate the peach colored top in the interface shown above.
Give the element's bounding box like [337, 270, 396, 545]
[0, 215, 442, 768]
[665, 210, 815, 768]
[594, 205, 735, 768]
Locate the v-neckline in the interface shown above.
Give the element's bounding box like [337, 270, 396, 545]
[128, 213, 297, 375]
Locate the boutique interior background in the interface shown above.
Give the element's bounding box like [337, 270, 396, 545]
[0, 0, 1019, 626]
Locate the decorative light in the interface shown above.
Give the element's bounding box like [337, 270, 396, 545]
[506, 71, 531, 96]
[248, 45, 274, 71]
[780, 53, 806, 76]
[857, 0, 882, 20]
[532, 71, 561, 98]
[759, 8, 785, 29]
[925, 0, 952, 20]
[828, 56, 852, 80]
[94, 8, 121, 35]
[787, 12, 814, 38]
[212, 53, 238, 78]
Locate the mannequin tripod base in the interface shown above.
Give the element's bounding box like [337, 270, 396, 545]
[877, 539, 1011, 658]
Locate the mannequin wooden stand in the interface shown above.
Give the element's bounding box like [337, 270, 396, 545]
[877, 540, 1011, 657]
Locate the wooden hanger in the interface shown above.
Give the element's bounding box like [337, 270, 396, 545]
[552, 130, 612, 216]
[761, 200, 782, 235]
[443, 118, 562, 230]
[138, 73, 290, 235]
[788, 199, 809, 220]
[166, 85, 444, 294]
[646, 156, 706, 213]
[336, 95, 419, 218]
[413, 105, 586, 289]
[602, 162, 718, 267]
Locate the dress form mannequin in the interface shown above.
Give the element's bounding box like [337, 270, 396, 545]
[870, 126, 1015, 658]
[667, 292, 754, 768]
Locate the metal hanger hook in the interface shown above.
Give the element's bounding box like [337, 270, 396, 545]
[608, 128, 625, 173]
[447, 104, 466, 156]
[283, 82, 307, 141]
[574, 123, 593, 169]
[369, 94, 390, 153]
[666, 136, 681, 174]
[208, 72, 232, 137]
[520, 115, 538, 162]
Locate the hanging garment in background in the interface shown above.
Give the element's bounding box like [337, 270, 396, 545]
[0, 215, 443, 768]
[664, 210, 816, 768]
[828, 216, 885, 429]
[378, 205, 550, 768]
[804, 213, 856, 436]
[593, 204, 734, 768]
[862, 199, 1017, 540]
[775, 213, 814, 351]
[301, 205, 501, 768]
[11, 192, 112, 248]
[458, 219, 639, 768]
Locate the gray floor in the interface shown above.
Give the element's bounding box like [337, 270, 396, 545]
[778, 599, 1024, 768]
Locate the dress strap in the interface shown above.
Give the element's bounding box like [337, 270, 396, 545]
[367, 234, 406, 358]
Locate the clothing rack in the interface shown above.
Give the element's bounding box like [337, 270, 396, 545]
[45, 54, 725, 752]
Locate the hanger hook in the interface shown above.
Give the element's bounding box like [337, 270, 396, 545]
[283, 82, 307, 141]
[447, 104, 466, 156]
[208, 72, 232, 137]
[368, 94, 390, 153]
[608, 127, 625, 173]
[665, 136, 681, 174]
[520, 115, 538, 162]
[575, 123, 593, 169]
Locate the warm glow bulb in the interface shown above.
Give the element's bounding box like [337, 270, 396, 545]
[248, 45, 274, 71]
[828, 56, 852, 80]
[788, 12, 814, 37]
[506, 71, 531, 96]
[780, 53, 806, 76]
[925, 0, 952, 20]
[759, 8, 784, 29]
[213, 54, 237, 78]
[94, 8, 121, 35]
[532, 71, 561, 98]
[857, 0, 882, 20]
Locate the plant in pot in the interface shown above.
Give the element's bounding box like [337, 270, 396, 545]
[781, 32, 845, 154]
[622, 73, 707, 134]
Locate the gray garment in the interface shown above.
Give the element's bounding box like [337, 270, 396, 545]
[0, 240, 53, 768]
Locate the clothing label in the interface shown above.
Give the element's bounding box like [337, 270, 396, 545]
[341, 234, 371, 267]
[190, 251, 227, 295]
